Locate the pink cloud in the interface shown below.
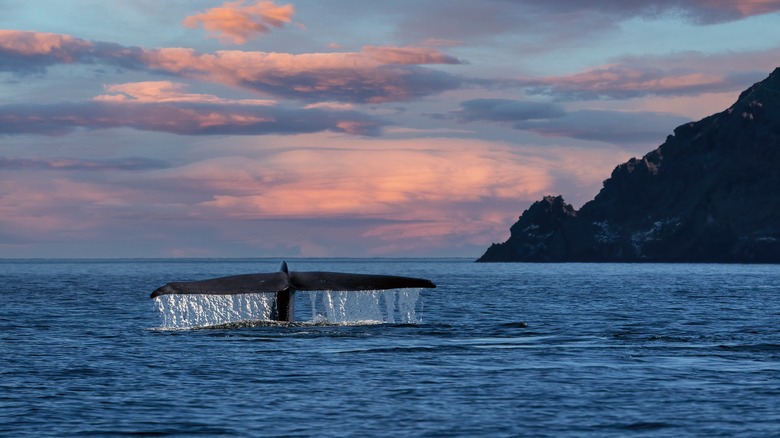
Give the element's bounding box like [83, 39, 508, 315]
[0, 94, 384, 136]
[522, 64, 728, 99]
[0, 31, 462, 103]
[183, 0, 295, 44]
[140, 45, 461, 102]
[0, 176, 136, 237]
[0, 134, 629, 256]
[118, 138, 558, 255]
[362, 46, 462, 65]
[628, 92, 742, 120]
[0, 30, 143, 73]
[158, 139, 556, 220]
[94, 81, 276, 105]
[155, 138, 630, 254]
[0, 29, 89, 57]
[514, 48, 780, 101]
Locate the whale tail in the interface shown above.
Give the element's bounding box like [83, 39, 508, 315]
[150, 261, 436, 322]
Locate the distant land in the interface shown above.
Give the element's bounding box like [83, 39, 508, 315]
[478, 67, 780, 263]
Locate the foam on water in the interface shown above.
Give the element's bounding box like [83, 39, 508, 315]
[153, 289, 423, 329]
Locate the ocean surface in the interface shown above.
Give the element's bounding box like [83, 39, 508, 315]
[1, 259, 779, 437]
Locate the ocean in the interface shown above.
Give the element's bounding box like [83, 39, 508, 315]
[1, 259, 778, 437]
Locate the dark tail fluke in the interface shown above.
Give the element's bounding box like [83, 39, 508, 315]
[150, 261, 435, 322]
[289, 271, 435, 291]
[150, 272, 290, 298]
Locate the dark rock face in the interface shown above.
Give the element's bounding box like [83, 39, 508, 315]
[478, 67, 780, 263]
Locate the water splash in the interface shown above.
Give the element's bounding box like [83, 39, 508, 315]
[153, 293, 275, 329]
[153, 289, 423, 330]
[310, 289, 421, 324]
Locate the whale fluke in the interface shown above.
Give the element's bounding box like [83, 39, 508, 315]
[150, 272, 290, 298]
[150, 261, 436, 322]
[289, 271, 435, 291]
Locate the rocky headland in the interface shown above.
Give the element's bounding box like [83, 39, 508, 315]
[478, 67, 780, 263]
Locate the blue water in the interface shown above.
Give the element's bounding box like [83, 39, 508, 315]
[1, 259, 779, 437]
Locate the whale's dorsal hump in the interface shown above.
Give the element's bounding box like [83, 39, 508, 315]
[279, 260, 289, 274]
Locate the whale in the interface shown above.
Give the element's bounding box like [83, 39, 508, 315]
[150, 261, 436, 322]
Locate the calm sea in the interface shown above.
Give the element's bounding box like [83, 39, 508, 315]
[1, 259, 779, 437]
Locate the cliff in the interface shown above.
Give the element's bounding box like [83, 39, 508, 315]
[478, 67, 780, 263]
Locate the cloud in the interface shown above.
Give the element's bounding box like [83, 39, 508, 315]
[362, 46, 463, 65]
[0, 132, 630, 256]
[135, 138, 556, 220]
[390, 0, 780, 48]
[510, 49, 780, 101]
[664, 0, 780, 23]
[0, 30, 144, 74]
[183, 0, 295, 44]
[0, 177, 120, 237]
[455, 99, 566, 122]
[140, 46, 462, 103]
[519, 64, 750, 101]
[523, 0, 780, 23]
[0, 156, 170, 171]
[132, 137, 566, 254]
[0, 90, 385, 136]
[189, 153, 533, 217]
[514, 109, 690, 143]
[454, 98, 689, 143]
[94, 81, 276, 105]
[0, 30, 462, 103]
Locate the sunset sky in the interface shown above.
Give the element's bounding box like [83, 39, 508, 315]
[2, 0, 780, 258]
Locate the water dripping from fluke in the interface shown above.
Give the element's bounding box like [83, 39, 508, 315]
[149, 261, 434, 329]
[152, 289, 425, 330]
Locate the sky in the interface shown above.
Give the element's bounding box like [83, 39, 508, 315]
[2, 0, 780, 258]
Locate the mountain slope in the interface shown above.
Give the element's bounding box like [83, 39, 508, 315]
[478, 67, 780, 263]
